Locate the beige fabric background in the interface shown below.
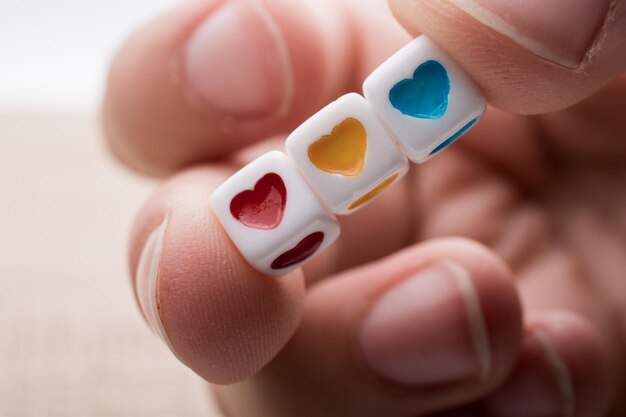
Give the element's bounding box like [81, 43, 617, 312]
[0, 113, 221, 416]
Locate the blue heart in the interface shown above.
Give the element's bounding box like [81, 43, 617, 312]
[389, 60, 450, 119]
[429, 117, 478, 156]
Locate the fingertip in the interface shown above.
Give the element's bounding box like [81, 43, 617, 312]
[485, 310, 616, 417]
[388, 0, 626, 114]
[418, 238, 524, 384]
[529, 311, 616, 417]
[103, 0, 219, 175]
[130, 167, 306, 384]
[353, 238, 523, 393]
[213, 237, 524, 416]
[102, 0, 352, 175]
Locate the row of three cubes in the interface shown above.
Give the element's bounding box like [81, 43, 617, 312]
[210, 36, 486, 275]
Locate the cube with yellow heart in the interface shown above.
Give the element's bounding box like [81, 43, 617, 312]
[285, 93, 409, 215]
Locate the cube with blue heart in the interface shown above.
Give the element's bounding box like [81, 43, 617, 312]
[363, 35, 485, 163]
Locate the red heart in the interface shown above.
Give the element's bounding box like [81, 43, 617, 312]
[230, 173, 287, 229]
[271, 231, 324, 270]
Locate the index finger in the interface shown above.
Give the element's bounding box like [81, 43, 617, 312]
[102, 0, 409, 176]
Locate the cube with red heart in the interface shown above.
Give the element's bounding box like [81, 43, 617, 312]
[210, 151, 340, 276]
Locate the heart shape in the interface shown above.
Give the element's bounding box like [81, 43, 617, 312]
[389, 60, 450, 120]
[348, 173, 399, 210]
[230, 173, 286, 229]
[308, 118, 367, 176]
[271, 231, 324, 270]
[429, 117, 478, 156]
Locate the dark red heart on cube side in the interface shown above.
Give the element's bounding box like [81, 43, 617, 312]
[271, 231, 324, 270]
[230, 173, 287, 229]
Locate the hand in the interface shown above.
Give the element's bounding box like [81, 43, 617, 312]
[102, 0, 626, 415]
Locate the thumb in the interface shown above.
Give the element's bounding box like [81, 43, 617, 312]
[388, 0, 626, 114]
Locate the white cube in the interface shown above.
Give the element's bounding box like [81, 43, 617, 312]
[363, 35, 485, 163]
[210, 151, 340, 276]
[285, 93, 409, 215]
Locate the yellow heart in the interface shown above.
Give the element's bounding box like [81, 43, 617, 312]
[308, 118, 367, 176]
[349, 173, 398, 210]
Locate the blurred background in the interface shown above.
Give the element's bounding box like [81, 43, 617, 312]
[0, 0, 221, 414]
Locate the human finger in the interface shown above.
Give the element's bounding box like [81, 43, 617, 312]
[103, 0, 409, 175]
[388, 0, 626, 114]
[215, 238, 523, 416]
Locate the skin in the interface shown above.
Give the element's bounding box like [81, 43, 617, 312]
[102, 0, 626, 415]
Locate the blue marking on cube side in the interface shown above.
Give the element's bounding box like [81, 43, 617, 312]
[388, 60, 450, 120]
[429, 117, 479, 156]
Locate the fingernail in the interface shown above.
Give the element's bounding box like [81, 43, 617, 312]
[184, 0, 294, 116]
[359, 261, 491, 386]
[485, 331, 575, 417]
[449, 0, 611, 68]
[135, 214, 178, 354]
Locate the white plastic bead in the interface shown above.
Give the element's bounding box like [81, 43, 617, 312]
[363, 35, 485, 163]
[210, 151, 340, 276]
[285, 93, 409, 215]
